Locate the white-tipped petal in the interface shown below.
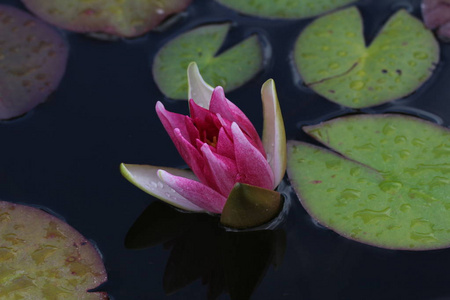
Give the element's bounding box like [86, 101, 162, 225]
[261, 79, 286, 188]
[187, 62, 214, 109]
[120, 163, 204, 212]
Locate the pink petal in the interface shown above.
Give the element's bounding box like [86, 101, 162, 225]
[216, 127, 235, 160]
[231, 122, 274, 190]
[184, 116, 200, 145]
[261, 79, 286, 188]
[156, 101, 190, 151]
[209, 86, 265, 155]
[158, 170, 227, 213]
[172, 128, 207, 183]
[120, 163, 204, 212]
[200, 143, 238, 196]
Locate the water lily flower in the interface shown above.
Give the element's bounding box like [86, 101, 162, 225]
[121, 62, 286, 217]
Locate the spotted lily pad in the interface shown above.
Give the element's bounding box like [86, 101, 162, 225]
[0, 201, 107, 298]
[0, 5, 68, 120]
[422, 0, 450, 42]
[153, 23, 263, 100]
[294, 7, 439, 108]
[287, 114, 450, 250]
[216, 0, 354, 19]
[21, 0, 192, 38]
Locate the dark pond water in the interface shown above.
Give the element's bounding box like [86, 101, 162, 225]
[1, 0, 450, 299]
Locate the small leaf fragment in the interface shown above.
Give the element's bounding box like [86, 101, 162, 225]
[287, 114, 450, 250]
[216, 0, 355, 19]
[153, 23, 264, 100]
[220, 183, 282, 229]
[294, 7, 439, 108]
[21, 0, 192, 38]
[0, 5, 68, 120]
[0, 201, 107, 298]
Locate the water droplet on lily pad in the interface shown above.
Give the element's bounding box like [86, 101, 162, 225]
[294, 7, 439, 108]
[0, 5, 68, 120]
[21, 0, 192, 38]
[287, 114, 450, 250]
[216, 0, 354, 19]
[153, 23, 263, 100]
[0, 201, 107, 298]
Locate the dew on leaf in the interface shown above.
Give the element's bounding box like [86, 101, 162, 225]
[287, 114, 450, 250]
[22, 0, 192, 38]
[0, 201, 107, 298]
[0, 5, 68, 120]
[294, 7, 439, 108]
[153, 23, 264, 100]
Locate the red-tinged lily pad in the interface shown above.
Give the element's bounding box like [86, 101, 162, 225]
[216, 0, 354, 19]
[153, 23, 263, 100]
[287, 114, 450, 250]
[294, 7, 439, 108]
[0, 201, 107, 298]
[0, 5, 68, 120]
[21, 0, 192, 38]
[422, 0, 450, 42]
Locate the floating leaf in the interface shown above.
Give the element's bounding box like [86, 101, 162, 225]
[294, 7, 439, 108]
[153, 23, 263, 100]
[287, 114, 450, 250]
[0, 5, 68, 120]
[422, 0, 450, 42]
[216, 0, 354, 19]
[21, 0, 192, 38]
[0, 201, 107, 298]
[220, 183, 283, 229]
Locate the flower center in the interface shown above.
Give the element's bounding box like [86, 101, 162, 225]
[206, 136, 218, 148]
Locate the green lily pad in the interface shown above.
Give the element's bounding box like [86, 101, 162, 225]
[294, 7, 439, 108]
[216, 0, 354, 19]
[21, 0, 192, 38]
[153, 23, 263, 100]
[287, 114, 450, 250]
[0, 201, 107, 298]
[220, 183, 282, 229]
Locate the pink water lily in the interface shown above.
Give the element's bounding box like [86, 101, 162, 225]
[121, 62, 286, 214]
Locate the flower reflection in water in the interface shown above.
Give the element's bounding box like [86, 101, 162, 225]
[125, 201, 286, 300]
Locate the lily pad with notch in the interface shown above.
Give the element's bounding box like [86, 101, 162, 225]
[0, 5, 68, 120]
[287, 114, 450, 250]
[294, 7, 439, 108]
[0, 201, 107, 298]
[153, 23, 263, 100]
[216, 0, 355, 19]
[21, 0, 192, 38]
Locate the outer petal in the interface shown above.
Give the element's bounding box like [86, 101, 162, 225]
[187, 62, 213, 109]
[231, 122, 274, 190]
[261, 79, 286, 188]
[200, 143, 238, 196]
[156, 101, 190, 147]
[158, 170, 227, 214]
[216, 127, 235, 160]
[120, 163, 204, 212]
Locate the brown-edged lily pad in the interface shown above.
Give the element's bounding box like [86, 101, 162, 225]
[422, 0, 450, 42]
[287, 114, 450, 250]
[153, 23, 263, 100]
[0, 5, 68, 120]
[21, 0, 192, 38]
[0, 201, 107, 298]
[294, 7, 439, 108]
[216, 0, 355, 19]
